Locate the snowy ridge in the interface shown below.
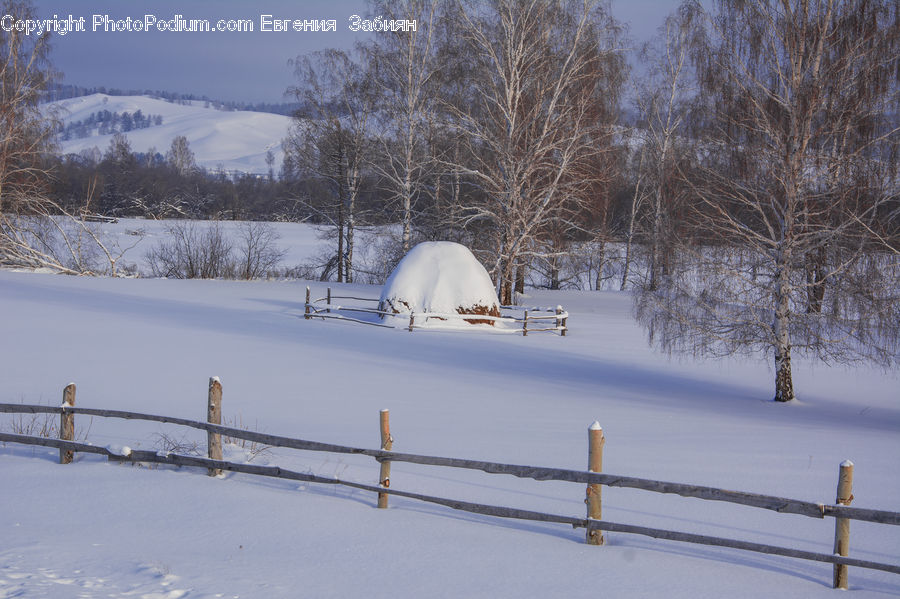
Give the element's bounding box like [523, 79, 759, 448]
[47, 94, 292, 174]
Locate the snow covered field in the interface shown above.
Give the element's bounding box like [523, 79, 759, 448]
[48, 94, 292, 174]
[90, 217, 327, 276]
[1, 266, 898, 597]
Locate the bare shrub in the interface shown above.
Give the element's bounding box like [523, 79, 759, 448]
[145, 221, 289, 280]
[1, 407, 92, 443]
[234, 222, 286, 280]
[152, 431, 202, 456]
[221, 415, 272, 462]
[146, 221, 234, 279]
[5, 412, 57, 438]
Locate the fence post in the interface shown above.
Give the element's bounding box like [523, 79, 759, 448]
[408, 313, 415, 332]
[558, 306, 567, 337]
[378, 409, 393, 509]
[586, 421, 605, 545]
[207, 377, 223, 477]
[833, 460, 854, 589]
[59, 383, 76, 464]
[305, 286, 311, 320]
[327, 287, 331, 314]
[523, 310, 529, 336]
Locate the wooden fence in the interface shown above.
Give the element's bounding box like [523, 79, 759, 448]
[1, 382, 899, 590]
[304, 286, 568, 336]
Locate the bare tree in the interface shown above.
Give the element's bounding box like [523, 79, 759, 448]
[0, 0, 55, 211]
[620, 144, 647, 290]
[0, 1, 142, 276]
[146, 221, 234, 279]
[637, 0, 900, 402]
[167, 135, 197, 176]
[445, 0, 625, 304]
[632, 5, 702, 291]
[367, 0, 441, 254]
[285, 49, 376, 283]
[234, 221, 286, 280]
[0, 0, 57, 266]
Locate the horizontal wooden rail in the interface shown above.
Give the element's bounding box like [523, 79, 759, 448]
[584, 520, 900, 576]
[310, 308, 566, 335]
[309, 312, 396, 328]
[2, 432, 898, 577]
[1, 404, 897, 526]
[308, 296, 567, 329]
[328, 295, 379, 302]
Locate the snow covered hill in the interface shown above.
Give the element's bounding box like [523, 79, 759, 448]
[48, 94, 293, 175]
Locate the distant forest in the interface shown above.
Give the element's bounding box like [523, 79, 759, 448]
[57, 109, 164, 141]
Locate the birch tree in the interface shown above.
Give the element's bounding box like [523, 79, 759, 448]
[446, 0, 625, 304]
[367, 0, 441, 254]
[636, 0, 900, 403]
[633, 5, 701, 291]
[285, 49, 376, 283]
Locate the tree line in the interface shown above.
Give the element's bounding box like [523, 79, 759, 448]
[57, 109, 164, 141]
[1, 0, 897, 402]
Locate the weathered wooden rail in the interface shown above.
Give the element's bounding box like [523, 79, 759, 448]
[2, 389, 898, 587]
[304, 286, 568, 336]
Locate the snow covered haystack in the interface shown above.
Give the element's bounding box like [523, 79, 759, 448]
[379, 242, 501, 325]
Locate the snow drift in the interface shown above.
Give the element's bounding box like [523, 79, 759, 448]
[378, 242, 501, 325]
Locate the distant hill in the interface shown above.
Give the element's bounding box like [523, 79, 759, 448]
[47, 94, 294, 175]
[45, 84, 303, 116]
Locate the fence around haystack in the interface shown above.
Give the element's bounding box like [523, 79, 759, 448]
[2, 382, 899, 590]
[304, 286, 568, 336]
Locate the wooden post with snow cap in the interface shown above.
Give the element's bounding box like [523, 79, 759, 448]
[305, 286, 311, 319]
[523, 310, 529, 336]
[59, 383, 76, 464]
[326, 287, 331, 314]
[833, 460, 854, 589]
[586, 421, 605, 545]
[377, 409, 393, 508]
[556, 306, 566, 336]
[207, 377, 223, 476]
[408, 313, 415, 332]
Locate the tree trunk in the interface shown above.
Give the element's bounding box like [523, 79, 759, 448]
[500, 275, 513, 305]
[806, 245, 826, 314]
[649, 190, 663, 291]
[621, 233, 633, 291]
[498, 255, 515, 305]
[346, 204, 355, 284]
[402, 171, 412, 254]
[550, 259, 560, 290]
[594, 241, 606, 291]
[774, 341, 795, 402]
[773, 249, 795, 402]
[336, 165, 345, 284]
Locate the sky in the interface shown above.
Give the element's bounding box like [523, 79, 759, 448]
[27, 0, 683, 104]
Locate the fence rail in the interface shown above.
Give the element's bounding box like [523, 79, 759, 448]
[304, 287, 568, 336]
[1, 393, 898, 588]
